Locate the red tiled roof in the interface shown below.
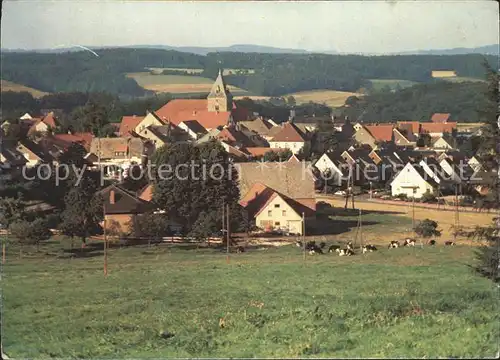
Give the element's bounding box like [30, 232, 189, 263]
[155, 99, 247, 130]
[420, 122, 457, 134]
[270, 122, 306, 142]
[244, 147, 287, 157]
[52, 132, 94, 151]
[119, 115, 144, 136]
[114, 144, 128, 153]
[431, 113, 451, 123]
[42, 112, 57, 128]
[364, 125, 394, 142]
[397, 121, 420, 134]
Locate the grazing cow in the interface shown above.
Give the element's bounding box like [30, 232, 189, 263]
[362, 244, 378, 253]
[236, 246, 245, 253]
[308, 246, 323, 255]
[444, 241, 456, 246]
[346, 241, 354, 250]
[404, 238, 416, 247]
[388, 240, 400, 249]
[296, 240, 303, 248]
[336, 248, 354, 256]
[428, 239, 436, 246]
[328, 244, 340, 253]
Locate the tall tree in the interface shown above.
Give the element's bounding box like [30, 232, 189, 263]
[152, 141, 241, 237]
[59, 172, 103, 244]
[468, 63, 499, 283]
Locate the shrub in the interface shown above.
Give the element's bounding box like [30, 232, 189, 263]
[421, 191, 437, 203]
[415, 219, 441, 238]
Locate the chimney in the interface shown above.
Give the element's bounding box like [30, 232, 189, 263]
[109, 190, 115, 204]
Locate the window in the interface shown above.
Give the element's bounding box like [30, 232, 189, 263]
[267, 210, 272, 217]
[275, 222, 280, 226]
[282, 210, 287, 216]
[274, 204, 280, 208]
[215, 105, 220, 111]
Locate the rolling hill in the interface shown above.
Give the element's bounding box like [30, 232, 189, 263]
[0, 80, 49, 98]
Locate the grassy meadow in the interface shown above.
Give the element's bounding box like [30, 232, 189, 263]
[368, 79, 419, 92]
[1, 79, 49, 98]
[3, 205, 498, 358]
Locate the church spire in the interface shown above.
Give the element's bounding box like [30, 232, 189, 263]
[207, 68, 233, 112]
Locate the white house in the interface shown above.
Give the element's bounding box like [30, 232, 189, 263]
[134, 112, 165, 134]
[269, 122, 308, 154]
[390, 162, 439, 198]
[314, 153, 347, 186]
[431, 136, 454, 150]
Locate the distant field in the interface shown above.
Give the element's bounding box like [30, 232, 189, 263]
[1, 79, 49, 98]
[146, 68, 255, 76]
[234, 90, 362, 108]
[368, 79, 418, 91]
[441, 76, 486, 83]
[126, 72, 250, 95]
[147, 68, 204, 75]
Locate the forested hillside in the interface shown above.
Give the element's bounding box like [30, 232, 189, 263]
[1, 48, 496, 97]
[1, 49, 206, 97]
[339, 82, 491, 123]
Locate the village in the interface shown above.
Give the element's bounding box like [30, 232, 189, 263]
[1, 1, 499, 358]
[0, 70, 494, 243]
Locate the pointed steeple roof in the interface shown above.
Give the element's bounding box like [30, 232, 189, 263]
[208, 69, 232, 98]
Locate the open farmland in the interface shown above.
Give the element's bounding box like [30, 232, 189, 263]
[234, 89, 362, 108]
[316, 196, 495, 242]
[3, 204, 498, 358]
[1, 79, 49, 98]
[126, 72, 251, 95]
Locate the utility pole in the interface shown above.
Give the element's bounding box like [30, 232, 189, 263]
[369, 181, 373, 200]
[359, 209, 363, 251]
[454, 183, 460, 242]
[103, 201, 107, 277]
[302, 212, 306, 262]
[226, 203, 230, 263]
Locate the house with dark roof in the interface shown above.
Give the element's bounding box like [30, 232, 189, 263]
[313, 152, 349, 186]
[16, 139, 54, 167]
[178, 120, 208, 140]
[269, 122, 309, 154]
[100, 184, 155, 235]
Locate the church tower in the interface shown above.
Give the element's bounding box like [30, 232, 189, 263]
[207, 69, 233, 112]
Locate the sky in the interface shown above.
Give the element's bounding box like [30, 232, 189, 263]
[1, 1, 499, 54]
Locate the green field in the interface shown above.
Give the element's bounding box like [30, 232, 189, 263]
[368, 79, 419, 91]
[441, 76, 487, 83]
[3, 231, 498, 358]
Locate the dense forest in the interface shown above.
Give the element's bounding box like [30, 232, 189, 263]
[339, 81, 491, 123]
[1, 48, 496, 97]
